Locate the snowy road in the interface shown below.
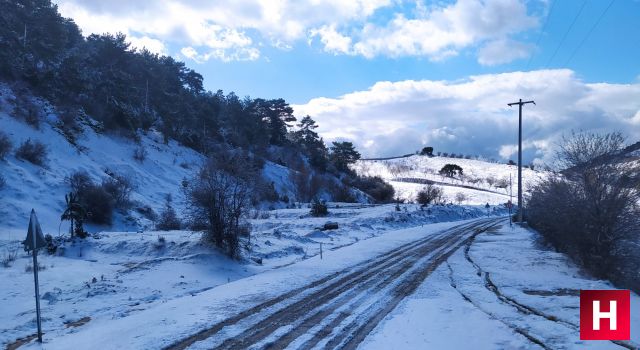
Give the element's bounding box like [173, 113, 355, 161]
[167, 218, 505, 350]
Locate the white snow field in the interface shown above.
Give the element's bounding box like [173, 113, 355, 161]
[0, 204, 504, 348]
[361, 223, 640, 350]
[5, 216, 639, 350]
[353, 155, 547, 204]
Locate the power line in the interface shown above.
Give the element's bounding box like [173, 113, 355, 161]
[545, 0, 587, 68]
[525, 0, 557, 70]
[564, 0, 616, 66]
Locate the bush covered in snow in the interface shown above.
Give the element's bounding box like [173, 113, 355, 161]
[15, 138, 48, 166]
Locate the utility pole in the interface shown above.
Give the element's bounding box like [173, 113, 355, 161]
[507, 99, 535, 223]
[509, 173, 513, 227]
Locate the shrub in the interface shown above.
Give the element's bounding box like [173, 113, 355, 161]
[257, 181, 279, 202]
[154, 235, 167, 249]
[136, 205, 157, 222]
[455, 192, 467, 205]
[45, 234, 58, 254]
[133, 146, 147, 163]
[1, 249, 17, 268]
[351, 176, 395, 203]
[15, 138, 48, 166]
[82, 185, 114, 225]
[101, 173, 134, 208]
[416, 184, 444, 206]
[528, 131, 640, 290]
[65, 171, 121, 225]
[184, 155, 253, 258]
[67, 171, 93, 194]
[310, 197, 329, 217]
[0, 131, 12, 160]
[156, 197, 181, 231]
[332, 185, 357, 203]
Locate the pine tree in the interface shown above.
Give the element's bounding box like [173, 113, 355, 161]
[330, 141, 361, 172]
[294, 116, 328, 170]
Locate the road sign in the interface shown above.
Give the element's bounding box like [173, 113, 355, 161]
[24, 209, 45, 342]
[24, 209, 46, 251]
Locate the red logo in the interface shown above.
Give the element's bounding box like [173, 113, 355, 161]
[580, 290, 630, 340]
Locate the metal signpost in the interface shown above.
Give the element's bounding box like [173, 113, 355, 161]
[23, 209, 47, 343]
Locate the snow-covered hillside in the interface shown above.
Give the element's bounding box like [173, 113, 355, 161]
[0, 107, 198, 234]
[0, 84, 312, 235]
[354, 155, 548, 205]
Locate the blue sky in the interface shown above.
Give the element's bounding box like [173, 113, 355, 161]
[179, 0, 640, 104]
[54, 0, 640, 162]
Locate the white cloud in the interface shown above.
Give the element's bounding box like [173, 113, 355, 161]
[181, 46, 259, 63]
[127, 36, 167, 55]
[293, 69, 640, 164]
[348, 0, 538, 60]
[55, 0, 391, 62]
[310, 25, 353, 55]
[478, 38, 533, 66]
[54, 0, 539, 62]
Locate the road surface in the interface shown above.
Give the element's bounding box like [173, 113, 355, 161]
[166, 218, 505, 350]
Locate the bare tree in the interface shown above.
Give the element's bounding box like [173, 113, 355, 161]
[185, 154, 254, 258]
[557, 130, 625, 170]
[455, 192, 466, 205]
[485, 176, 496, 188]
[495, 178, 509, 193]
[528, 131, 640, 290]
[416, 184, 444, 206]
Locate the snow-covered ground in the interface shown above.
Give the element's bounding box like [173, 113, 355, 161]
[0, 203, 503, 348]
[390, 180, 511, 206]
[362, 223, 640, 349]
[4, 203, 638, 349]
[354, 155, 548, 204]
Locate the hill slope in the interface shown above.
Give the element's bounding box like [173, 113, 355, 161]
[0, 84, 337, 234]
[353, 155, 547, 205]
